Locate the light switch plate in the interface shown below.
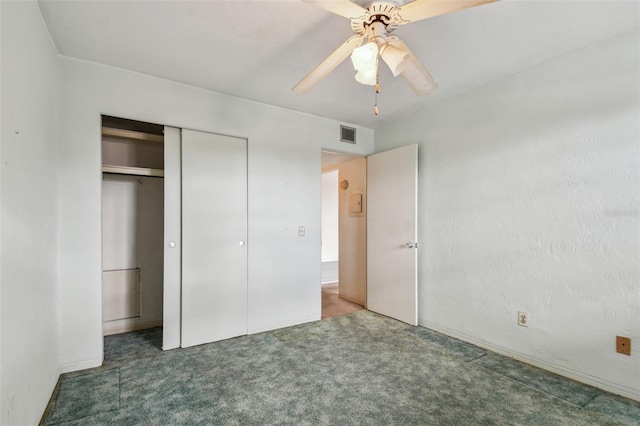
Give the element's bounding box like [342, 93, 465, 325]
[298, 226, 305, 237]
[350, 193, 362, 213]
[349, 192, 364, 217]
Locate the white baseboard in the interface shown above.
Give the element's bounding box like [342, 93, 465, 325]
[248, 314, 320, 335]
[58, 357, 103, 374]
[419, 320, 640, 402]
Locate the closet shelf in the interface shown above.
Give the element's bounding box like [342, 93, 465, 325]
[102, 127, 164, 143]
[102, 165, 164, 177]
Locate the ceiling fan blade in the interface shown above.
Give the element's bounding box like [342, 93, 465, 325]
[302, 0, 367, 19]
[293, 35, 365, 94]
[387, 37, 438, 95]
[380, 43, 409, 77]
[398, 0, 497, 23]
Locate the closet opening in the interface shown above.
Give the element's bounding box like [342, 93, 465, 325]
[321, 151, 366, 319]
[101, 115, 165, 351]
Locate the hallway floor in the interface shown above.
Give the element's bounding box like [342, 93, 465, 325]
[321, 282, 364, 319]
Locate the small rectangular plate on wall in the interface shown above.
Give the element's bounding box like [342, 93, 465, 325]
[616, 336, 631, 355]
[349, 192, 364, 217]
[350, 193, 362, 214]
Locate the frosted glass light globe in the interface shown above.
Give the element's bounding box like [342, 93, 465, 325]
[353, 42, 378, 62]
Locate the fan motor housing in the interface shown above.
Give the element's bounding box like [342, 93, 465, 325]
[351, 2, 408, 35]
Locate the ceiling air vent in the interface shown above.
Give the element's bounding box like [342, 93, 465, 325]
[340, 125, 356, 144]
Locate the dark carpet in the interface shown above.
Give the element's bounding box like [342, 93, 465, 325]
[42, 311, 640, 425]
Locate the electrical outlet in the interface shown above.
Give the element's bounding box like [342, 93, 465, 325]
[298, 226, 305, 237]
[616, 336, 631, 355]
[518, 312, 529, 327]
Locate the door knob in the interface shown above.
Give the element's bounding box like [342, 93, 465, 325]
[405, 242, 418, 248]
[239, 241, 245, 247]
[169, 242, 176, 248]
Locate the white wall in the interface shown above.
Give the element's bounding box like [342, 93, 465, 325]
[321, 170, 338, 262]
[375, 30, 640, 399]
[0, 1, 61, 424]
[57, 57, 374, 371]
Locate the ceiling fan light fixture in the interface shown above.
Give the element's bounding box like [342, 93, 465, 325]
[354, 68, 378, 85]
[351, 41, 378, 63]
[293, 0, 497, 96]
[351, 41, 379, 86]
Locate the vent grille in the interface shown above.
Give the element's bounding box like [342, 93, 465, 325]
[340, 125, 356, 144]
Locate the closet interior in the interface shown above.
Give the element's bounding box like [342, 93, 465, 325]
[101, 116, 165, 336]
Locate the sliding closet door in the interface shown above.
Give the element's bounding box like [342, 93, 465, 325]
[181, 129, 248, 348]
[163, 126, 181, 350]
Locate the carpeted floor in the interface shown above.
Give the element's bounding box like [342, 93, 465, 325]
[321, 282, 364, 318]
[41, 311, 640, 425]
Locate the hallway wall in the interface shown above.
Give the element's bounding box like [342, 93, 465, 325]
[321, 170, 339, 263]
[337, 157, 367, 306]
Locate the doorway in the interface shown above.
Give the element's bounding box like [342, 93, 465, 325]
[321, 151, 366, 318]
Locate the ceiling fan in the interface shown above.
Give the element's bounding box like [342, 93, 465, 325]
[292, 0, 497, 99]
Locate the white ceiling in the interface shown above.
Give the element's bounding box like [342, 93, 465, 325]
[38, 0, 639, 128]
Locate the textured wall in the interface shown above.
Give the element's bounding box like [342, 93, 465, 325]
[0, 1, 61, 423]
[375, 30, 640, 399]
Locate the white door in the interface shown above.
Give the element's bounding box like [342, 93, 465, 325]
[162, 126, 182, 350]
[181, 129, 248, 347]
[367, 144, 418, 325]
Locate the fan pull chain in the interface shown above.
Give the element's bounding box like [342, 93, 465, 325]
[374, 74, 380, 115]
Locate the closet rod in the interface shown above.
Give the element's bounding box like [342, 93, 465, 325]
[102, 127, 164, 143]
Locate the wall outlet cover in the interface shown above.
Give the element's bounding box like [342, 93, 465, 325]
[616, 336, 631, 355]
[518, 311, 529, 327]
